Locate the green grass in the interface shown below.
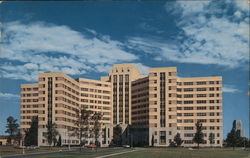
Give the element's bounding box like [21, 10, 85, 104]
[35, 148, 129, 158]
[0, 146, 74, 156]
[108, 148, 250, 158]
[1, 147, 249, 158]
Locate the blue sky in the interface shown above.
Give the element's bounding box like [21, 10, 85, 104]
[0, 1, 249, 139]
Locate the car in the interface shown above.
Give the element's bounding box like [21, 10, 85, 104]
[27, 145, 39, 149]
[123, 145, 130, 148]
[85, 145, 96, 148]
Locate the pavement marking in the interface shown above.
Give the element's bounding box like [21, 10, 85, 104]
[95, 149, 141, 158]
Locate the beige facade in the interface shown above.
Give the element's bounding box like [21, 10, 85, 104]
[103, 64, 146, 125]
[131, 67, 223, 147]
[20, 64, 223, 147]
[20, 72, 113, 147]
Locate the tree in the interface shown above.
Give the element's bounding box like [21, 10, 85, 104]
[91, 112, 102, 151]
[24, 116, 38, 146]
[226, 128, 238, 150]
[44, 123, 59, 148]
[209, 132, 215, 147]
[74, 109, 91, 149]
[193, 121, 204, 149]
[14, 129, 23, 146]
[5, 116, 19, 145]
[151, 135, 154, 147]
[53, 137, 57, 147]
[174, 133, 183, 147]
[112, 125, 122, 146]
[57, 135, 62, 147]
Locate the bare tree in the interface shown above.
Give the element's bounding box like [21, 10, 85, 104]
[74, 109, 91, 150]
[91, 112, 102, 151]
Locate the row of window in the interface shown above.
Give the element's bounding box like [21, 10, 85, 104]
[177, 87, 221, 92]
[177, 81, 220, 86]
[39, 77, 79, 89]
[21, 87, 38, 91]
[21, 104, 39, 108]
[177, 93, 220, 98]
[177, 106, 220, 110]
[151, 72, 176, 77]
[177, 119, 220, 123]
[81, 88, 110, 94]
[79, 81, 110, 87]
[176, 100, 221, 104]
[177, 112, 221, 116]
[81, 93, 110, 99]
[81, 99, 110, 104]
[21, 93, 38, 97]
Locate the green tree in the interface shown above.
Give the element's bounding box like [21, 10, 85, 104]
[193, 121, 204, 149]
[112, 125, 122, 146]
[44, 123, 59, 148]
[15, 129, 23, 146]
[226, 128, 238, 150]
[5, 116, 19, 145]
[91, 112, 102, 151]
[209, 132, 215, 147]
[24, 116, 38, 146]
[151, 135, 154, 147]
[57, 135, 62, 147]
[174, 133, 183, 147]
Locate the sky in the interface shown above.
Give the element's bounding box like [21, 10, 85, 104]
[0, 1, 249, 139]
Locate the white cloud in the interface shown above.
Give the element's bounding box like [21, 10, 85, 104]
[234, 0, 249, 12]
[223, 84, 240, 93]
[0, 21, 138, 81]
[128, 1, 249, 68]
[136, 63, 150, 75]
[0, 92, 19, 99]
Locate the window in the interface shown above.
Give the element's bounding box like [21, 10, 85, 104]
[196, 81, 206, 85]
[209, 81, 214, 84]
[197, 113, 206, 116]
[184, 82, 193, 85]
[184, 94, 193, 98]
[209, 87, 215, 91]
[184, 119, 193, 123]
[160, 131, 166, 144]
[184, 133, 194, 137]
[209, 94, 215, 97]
[197, 100, 206, 104]
[210, 112, 214, 116]
[209, 100, 215, 103]
[210, 106, 215, 110]
[184, 127, 193, 130]
[197, 106, 206, 110]
[184, 107, 193, 110]
[184, 101, 193, 104]
[197, 94, 206, 97]
[184, 113, 193, 116]
[197, 88, 206, 91]
[184, 88, 193, 92]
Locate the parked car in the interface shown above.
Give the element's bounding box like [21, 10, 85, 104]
[27, 145, 39, 149]
[85, 145, 96, 148]
[123, 145, 130, 148]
